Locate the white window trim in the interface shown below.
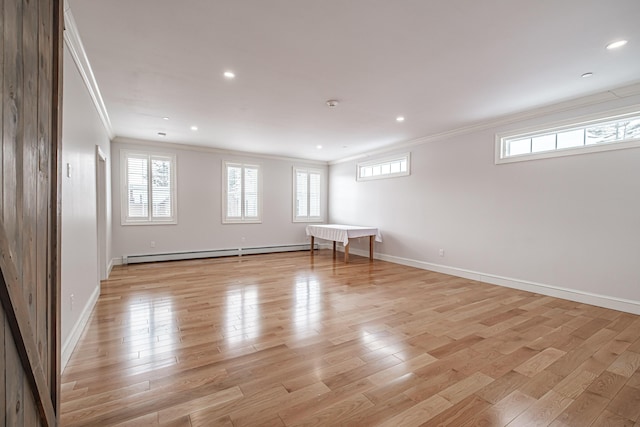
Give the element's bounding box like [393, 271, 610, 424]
[496, 107, 640, 164]
[222, 161, 263, 224]
[357, 152, 411, 181]
[120, 149, 177, 225]
[292, 167, 323, 223]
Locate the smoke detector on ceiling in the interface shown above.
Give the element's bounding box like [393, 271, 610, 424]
[326, 99, 339, 108]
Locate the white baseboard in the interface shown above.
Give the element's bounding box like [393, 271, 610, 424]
[61, 284, 101, 372]
[113, 243, 317, 265]
[341, 246, 640, 315]
[106, 258, 114, 277]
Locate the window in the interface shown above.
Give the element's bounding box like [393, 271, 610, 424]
[121, 150, 176, 225]
[223, 161, 262, 223]
[497, 110, 640, 164]
[357, 153, 410, 181]
[293, 167, 322, 222]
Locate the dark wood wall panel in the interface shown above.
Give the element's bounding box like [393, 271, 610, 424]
[1, 0, 61, 425]
[23, 2, 39, 425]
[38, 0, 54, 391]
[0, 0, 5, 422]
[3, 1, 26, 425]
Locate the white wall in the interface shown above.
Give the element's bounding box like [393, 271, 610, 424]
[61, 46, 112, 368]
[330, 94, 640, 313]
[111, 139, 328, 260]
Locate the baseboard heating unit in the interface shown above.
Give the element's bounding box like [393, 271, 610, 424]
[122, 243, 318, 265]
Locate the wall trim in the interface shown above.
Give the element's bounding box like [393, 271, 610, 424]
[113, 137, 329, 166]
[341, 246, 640, 315]
[61, 284, 100, 372]
[331, 81, 640, 165]
[63, 1, 114, 139]
[107, 258, 114, 277]
[112, 243, 318, 266]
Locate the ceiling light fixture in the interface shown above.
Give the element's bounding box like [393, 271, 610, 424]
[606, 40, 628, 50]
[158, 132, 166, 137]
[326, 99, 339, 108]
[581, 72, 594, 78]
[396, 116, 405, 122]
[316, 145, 323, 149]
[190, 125, 198, 131]
[224, 71, 235, 79]
[163, 117, 169, 121]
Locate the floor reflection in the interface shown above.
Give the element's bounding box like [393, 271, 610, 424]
[294, 276, 322, 337]
[126, 297, 175, 359]
[225, 286, 260, 345]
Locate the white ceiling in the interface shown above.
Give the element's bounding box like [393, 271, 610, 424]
[67, 0, 640, 162]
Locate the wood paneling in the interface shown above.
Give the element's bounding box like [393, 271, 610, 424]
[1, 0, 61, 425]
[61, 252, 640, 426]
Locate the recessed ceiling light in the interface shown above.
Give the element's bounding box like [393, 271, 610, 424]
[224, 71, 235, 79]
[606, 40, 628, 50]
[316, 145, 323, 149]
[163, 117, 169, 121]
[190, 125, 198, 131]
[326, 100, 339, 108]
[396, 116, 405, 122]
[158, 132, 166, 137]
[581, 72, 594, 78]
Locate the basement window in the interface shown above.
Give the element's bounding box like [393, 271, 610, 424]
[357, 153, 410, 181]
[121, 150, 177, 225]
[496, 109, 640, 164]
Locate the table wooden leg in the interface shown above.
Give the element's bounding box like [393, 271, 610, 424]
[332, 241, 336, 259]
[369, 235, 374, 260]
[310, 236, 314, 256]
[344, 243, 349, 263]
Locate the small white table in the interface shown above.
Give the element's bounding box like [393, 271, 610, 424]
[306, 224, 382, 262]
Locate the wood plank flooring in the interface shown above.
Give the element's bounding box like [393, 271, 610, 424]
[60, 251, 640, 426]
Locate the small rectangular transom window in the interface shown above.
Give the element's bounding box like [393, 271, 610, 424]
[496, 110, 640, 164]
[357, 153, 410, 181]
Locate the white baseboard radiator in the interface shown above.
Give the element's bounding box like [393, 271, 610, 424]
[122, 243, 318, 265]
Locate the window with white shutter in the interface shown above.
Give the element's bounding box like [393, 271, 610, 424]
[293, 167, 322, 222]
[223, 161, 262, 223]
[121, 150, 177, 225]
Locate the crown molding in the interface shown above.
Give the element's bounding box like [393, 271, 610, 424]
[112, 137, 330, 166]
[330, 81, 640, 165]
[63, 1, 114, 139]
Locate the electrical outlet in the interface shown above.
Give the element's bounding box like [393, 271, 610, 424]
[66, 163, 72, 178]
[439, 248, 444, 257]
[150, 241, 156, 248]
[70, 293, 75, 311]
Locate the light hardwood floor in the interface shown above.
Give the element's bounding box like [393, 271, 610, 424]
[61, 251, 640, 426]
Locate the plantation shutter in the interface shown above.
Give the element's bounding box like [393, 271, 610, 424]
[244, 166, 259, 219]
[127, 155, 149, 218]
[122, 150, 176, 224]
[224, 162, 261, 222]
[296, 169, 308, 218]
[226, 165, 242, 219]
[309, 171, 321, 218]
[293, 168, 322, 221]
[152, 157, 173, 218]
